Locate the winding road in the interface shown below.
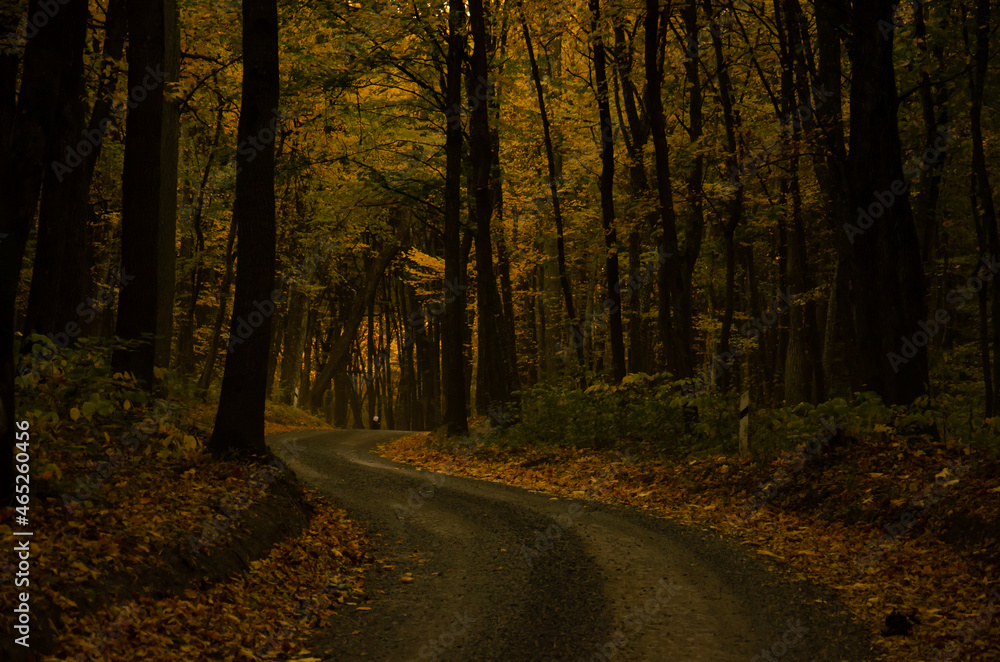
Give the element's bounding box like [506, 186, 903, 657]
[267, 429, 872, 662]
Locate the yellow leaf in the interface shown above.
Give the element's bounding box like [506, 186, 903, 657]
[70, 408, 81, 422]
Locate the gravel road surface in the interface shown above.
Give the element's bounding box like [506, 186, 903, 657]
[268, 429, 872, 662]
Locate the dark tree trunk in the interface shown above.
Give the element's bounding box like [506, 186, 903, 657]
[367, 298, 376, 427]
[703, 0, 744, 393]
[842, 0, 929, 405]
[520, 10, 585, 366]
[113, 0, 180, 383]
[647, 0, 692, 379]
[1, 0, 88, 503]
[333, 371, 349, 427]
[209, 0, 279, 456]
[196, 213, 237, 399]
[470, 0, 519, 416]
[777, 0, 824, 404]
[178, 102, 225, 377]
[307, 237, 402, 409]
[589, 0, 626, 383]
[24, 0, 123, 343]
[278, 287, 307, 404]
[968, 0, 1000, 414]
[488, 1, 518, 389]
[612, 22, 655, 375]
[912, 6, 950, 268]
[441, 0, 469, 435]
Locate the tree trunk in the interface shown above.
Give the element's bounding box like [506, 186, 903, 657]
[647, 0, 692, 379]
[23, 0, 123, 343]
[196, 214, 237, 399]
[777, 0, 824, 404]
[209, 0, 279, 456]
[968, 0, 1000, 413]
[470, 0, 519, 416]
[589, 0, 626, 383]
[278, 287, 307, 404]
[178, 102, 225, 377]
[842, 0, 929, 405]
[441, 0, 469, 435]
[307, 237, 403, 409]
[1, 0, 89, 503]
[113, 0, 180, 383]
[703, 0, 744, 392]
[520, 10, 585, 366]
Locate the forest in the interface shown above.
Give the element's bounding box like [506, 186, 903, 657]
[1, 0, 1000, 659]
[3, 0, 1000, 459]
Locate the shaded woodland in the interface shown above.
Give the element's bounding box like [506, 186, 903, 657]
[2, 0, 1000, 493]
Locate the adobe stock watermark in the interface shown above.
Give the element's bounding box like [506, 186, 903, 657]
[853, 460, 968, 572]
[445, 74, 491, 129]
[391, 430, 488, 520]
[236, 107, 290, 173]
[226, 289, 287, 353]
[925, 588, 1000, 661]
[406, 611, 477, 662]
[187, 457, 285, 556]
[843, 127, 956, 244]
[730, 84, 835, 187]
[574, 577, 679, 662]
[750, 619, 808, 662]
[61, 397, 178, 513]
[18, 269, 135, 380]
[555, 248, 671, 358]
[520, 450, 636, 567]
[683, 6, 739, 61]
[726, 418, 839, 525]
[879, 0, 930, 40]
[887, 255, 999, 372]
[684, 288, 794, 397]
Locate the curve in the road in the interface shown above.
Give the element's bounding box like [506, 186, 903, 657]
[267, 429, 872, 662]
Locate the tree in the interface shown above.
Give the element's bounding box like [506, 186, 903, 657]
[589, 0, 626, 383]
[841, 0, 929, 404]
[441, 0, 469, 435]
[646, 0, 693, 380]
[209, 0, 280, 456]
[22, 0, 125, 343]
[1, 0, 89, 502]
[519, 5, 585, 368]
[113, 0, 181, 384]
[469, 0, 519, 415]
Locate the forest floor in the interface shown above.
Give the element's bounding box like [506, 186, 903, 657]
[0, 402, 373, 662]
[378, 424, 1000, 662]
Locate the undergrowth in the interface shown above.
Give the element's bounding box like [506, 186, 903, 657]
[494, 371, 1000, 460]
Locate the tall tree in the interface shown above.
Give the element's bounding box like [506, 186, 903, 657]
[519, 6, 586, 368]
[470, 0, 519, 416]
[209, 0, 280, 456]
[441, 0, 469, 435]
[1, 0, 89, 502]
[589, 0, 626, 383]
[113, 0, 181, 383]
[22, 0, 125, 343]
[841, 0, 929, 404]
[646, 0, 693, 380]
[967, 0, 1000, 414]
